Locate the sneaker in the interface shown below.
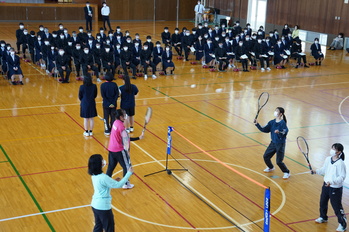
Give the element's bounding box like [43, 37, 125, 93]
[89, 131, 93, 136]
[130, 127, 134, 132]
[83, 131, 89, 137]
[315, 217, 328, 223]
[19, 81, 24, 85]
[283, 172, 291, 179]
[126, 128, 130, 133]
[122, 183, 134, 189]
[336, 224, 346, 231]
[263, 167, 275, 173]
[266, 67, 271, 71]
[261, 68, 265, 71]
[11, 81, 17, 85]
[104, 130, 110, 136]
[97, 78, 102, 82]
[144, 74, 148, 80]
[152, 74, 157, 79]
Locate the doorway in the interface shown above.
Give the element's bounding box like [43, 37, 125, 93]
[247, 0, 267, 31]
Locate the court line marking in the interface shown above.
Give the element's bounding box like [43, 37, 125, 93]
[112, 156, 286, 230]
[0, 145, 55, 231]
[1, 80, 349, 112]
[0, 205, 90, 222]
[0, 160, 9, 163]
[339, 96, 349, 126]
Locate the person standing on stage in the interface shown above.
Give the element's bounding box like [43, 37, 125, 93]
[101, 2, 112, 32]
[194, 0, 205, 27]
[84, 1, 93, 31]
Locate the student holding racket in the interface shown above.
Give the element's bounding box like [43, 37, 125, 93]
[106, 109, 143, 189]
[254, 107, 291, 179]
[312, 143, 347, 232]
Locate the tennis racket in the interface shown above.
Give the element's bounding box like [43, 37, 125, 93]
[142, 107, 153, 133]
[296, 136, 313, 172]
[254, 92, 269, 121]
[121, 130, 132, 165]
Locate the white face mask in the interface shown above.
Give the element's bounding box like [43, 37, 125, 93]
[236, 23, 240, 26]
[126, 33, 130, 36]
[164, 30, 168, 33]
[24, 32, 28, 35]
[123, 47, 128, 51]
[106, 41, 110, 44]
[60, 36, 64, 39]
[239, 43, 243, 46]
[245, 38, 250, 41]
[156, 44, 161, 47]
[76, 46, 81, 50]
[144, 46, 148, 50]
[96, 46, 100, 49]
[175, 31, 179, 34]
[117, 29, 121, 32]
[117, 36, 121, 39]
[204, 35, 208, 38]
[40, 28, 44, 31]
[53, 34, 57, 38]
[45, 42, 49, 45]
[0, 44, 5, 47]
[10, 52, 15, 55]
[97, 36, 101, 39]
[166, 48, 170, 51]
[68, 42, 72, 46]
[193, 31, 196, 35]
[51, 47, 55, 50]
[109, 34, 113, 37]
[273, 111, 278, 117]
[135, 43, 139, 46]
[127, 40, 131, 43]
[215, 37, 219, 41]
[100, 31, 104, 34]
[315, 41, 319, 44]
[84, 50, 89, 54]
[147, 39, 151, 42]
[186, 33, 190, 36]
[64, 30, 68, 33]
[19, 25, 24, 29]
[59, 26, 63, 30]
[105, 48, 110, 52]
[79, 29, 83, 32]
[7, 47, 11, 50]
[258, 40, 262, 43]
[116, 45, 120, 49]
[135, 36, 139, 39]
[330, 149, 337, 157]
[59, 51, 64, 55]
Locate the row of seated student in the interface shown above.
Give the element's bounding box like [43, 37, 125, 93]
[4, 22, 325, 84]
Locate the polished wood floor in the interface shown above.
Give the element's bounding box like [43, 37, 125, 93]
[0, 21, 349, 232]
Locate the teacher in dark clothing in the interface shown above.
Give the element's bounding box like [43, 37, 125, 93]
[100, 72, 119, 136]
[84, 1, 93, 31]
[79, 73, 97, 137]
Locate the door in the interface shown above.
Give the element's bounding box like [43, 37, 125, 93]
[247, 0, 267, 31]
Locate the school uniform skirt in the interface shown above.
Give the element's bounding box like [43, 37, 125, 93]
[8, 67, 23, 77]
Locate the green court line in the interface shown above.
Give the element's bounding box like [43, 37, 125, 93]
[244, 122, 347, 135]
[151, 88, 349, 190]
[0, 160, 9, 163]
[157, 72, 349, 88]
[151, 88, 306, 168]
[0, 145, 55, 231]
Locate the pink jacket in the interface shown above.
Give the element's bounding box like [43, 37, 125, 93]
[107, 120, 125, 152]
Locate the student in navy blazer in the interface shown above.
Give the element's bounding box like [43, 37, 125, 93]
[7, 48, 24, 85]
[310, 38, 324, 66]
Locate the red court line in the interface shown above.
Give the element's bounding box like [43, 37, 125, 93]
[63, 111, 199, 231]
[0, 166, 87, 180]
[0, 112, 62, 119]
[286, 213, 349, 225]
[136, 121, 296, 231]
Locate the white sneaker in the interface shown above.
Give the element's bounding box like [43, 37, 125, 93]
[336, 224, 346, 231]
[89, 131, 93, 136]
[283, 172, 291, 179]
[144, 74, 148, 80]
[228, 64, 233, 68]
[152, 74, 157, 79]
[261, 68, 265, 71]
[266, 67, 271, 71]
[97, 78, 101, 82]
[263, 167, 275, 173]
[83, 131, 89, 137]
[126, 128, 130, 133]
[122, 183, 134, 189]
[315, 217, 328, 223]
[130, 127, 134, 132]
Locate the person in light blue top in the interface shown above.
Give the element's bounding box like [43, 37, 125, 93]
[254, 107, 291, 179]
[88, 154, 133, 232]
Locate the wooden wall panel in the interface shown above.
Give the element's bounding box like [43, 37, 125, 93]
[155, 0, 176, 21]
[55, 7, 85, 20]
[206, 0, 247, 22]
[179, 0, 196, 20]
[0, 6, 26, 20]
[129, 0, 153, 20]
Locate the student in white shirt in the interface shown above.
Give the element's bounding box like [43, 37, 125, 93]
[101, 2, 112, 31]
[312, 143, 347, 232]
[194, 0, 205, 26]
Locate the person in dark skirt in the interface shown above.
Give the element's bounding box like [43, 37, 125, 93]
[100, 72, 119, 136]
[310, 38, 324, 66]
[119, 76, 138, 133]
[162, 45, 175, 75]
[79, 73, 97, 136]
[7, 48, 24, 85]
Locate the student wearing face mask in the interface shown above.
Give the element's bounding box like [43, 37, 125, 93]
[215, 41, 228, 72]
[98, 28, 107, 42]
[122, 36, 133, 51]
[290, 39, 309, 68]
[274, 39, 287, 69]
[93, 42, 103, 74]
[234, 40, 249, 72]
[161, 27, 171, 46]
[72, 43, 83, 78]
[171, 28, 182, 57]
[328, 33, 344, 50]
[56, 48, 71, 83]
[234, 21, 242, 35]
[162, 45, 175, 75]
[140, 44, 157, 80]
[153, 41, 163, 71]
[0, 41, 8, 73]
[194, 35, 205, 65]
[88, 154, 133, 232]
[77, 27, 87, 45]
[312, 143, 346, 232]
[51, 31, 59, 48]
[84, 1, 93, 31]
[310, 38, 324, 66]
[122, 31, 131, 45]
[282, 24, 290, 36]
[245, 23, 252, 36]
[20, 29, 30, 59]
[81, 47, 101, 82]
[204, 38, 215, 67]
[102, 46, 115, 76]
[15, 22, 25, 54]
[132, 41, 142, 71]
[120, 44, 137, 78]
[7, 48, 24, 85]
[101, 2, 112, 31]
[114, 43, 122, 73]
[57, 23, 65, 36]
[254, 107, 290, 179]
[113, 26, 123, 38]
[181, 30, 194, 61]
[41, 39, 51, 70]
[253, 37, 270, 71]
[56, 33, 67, 50]
[28, 31, 36, 63]
[47, 45, 58, 76]
[223, 37, 235, 68]
[37, 25, 45, 39]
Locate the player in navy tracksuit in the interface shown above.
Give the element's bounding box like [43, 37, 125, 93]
[254, 107, 290, 179]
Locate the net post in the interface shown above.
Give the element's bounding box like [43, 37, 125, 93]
[263, 187, 271, 232]
[167, 126, 174, 155]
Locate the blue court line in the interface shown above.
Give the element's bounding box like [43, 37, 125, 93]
[0, 145, 55, 231]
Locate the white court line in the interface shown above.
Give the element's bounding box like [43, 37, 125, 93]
[339, 96, 349, 126]
[1, 80, 349, 112]
[294, 171, 311, 175]
[0, 204, 90, 222]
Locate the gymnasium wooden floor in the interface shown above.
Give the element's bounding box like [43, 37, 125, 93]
[0, 21, 349, 232]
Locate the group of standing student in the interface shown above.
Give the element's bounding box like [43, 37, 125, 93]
[255, 107, 346, 231]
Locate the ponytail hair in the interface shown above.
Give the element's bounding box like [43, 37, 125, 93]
[332, 143, 345, 160]
[276, 107, 287, 124]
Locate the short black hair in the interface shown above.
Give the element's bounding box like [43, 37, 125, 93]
[88, 154, 103, 175]
[83, 73, 93, 86]
[104, 72, 114, 81]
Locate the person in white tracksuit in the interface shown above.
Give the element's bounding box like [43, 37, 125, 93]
[312, 143, 347, 232]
